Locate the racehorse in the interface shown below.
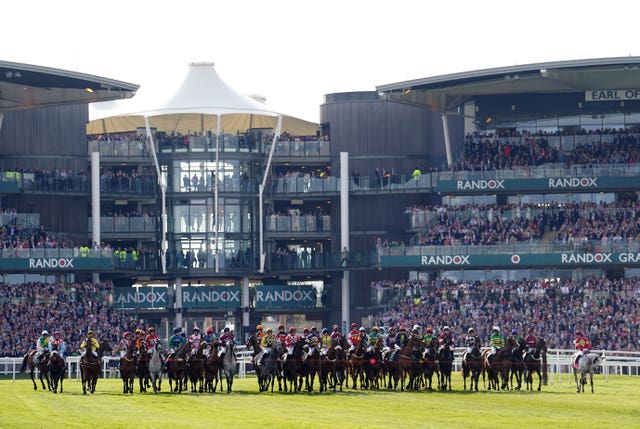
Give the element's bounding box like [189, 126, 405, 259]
[437, 343, 454, 390]
[222, 340, 237, 393]
[187, 341, 206, 393]
[509, 339, 526, 390]
[421, 338, 439, 390]
[304, 343, 322, 392]
[392, 335, 423, 391]
[348, 338, 368, 390]
[260, 343, 280, 393]
[48, 350, 66, 394]
[282, 340, 305, 393]
[80, 339, 111, 395]
[573, 351, 601, 393]
[364, 338, 385, 390]
[204, 341, 221, 393]
[119, 340, 137, 394]
[482, 337, 515, 391]
[136, 342, 151, 393]
[245, 335, 265, 391]
[148, 341, 163, 394]
[20, 349, 50, 391]
[461, 346, 483, 392]
[168, 342, 190, 393]
[523, 337, 546, 391]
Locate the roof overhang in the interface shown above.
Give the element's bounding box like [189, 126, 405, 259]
[0, 60, 138, 111]
[377, 57, 640, 113]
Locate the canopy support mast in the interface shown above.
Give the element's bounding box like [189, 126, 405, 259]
[145, 116, 167, 274]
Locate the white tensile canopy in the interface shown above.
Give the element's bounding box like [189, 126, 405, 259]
[88, 62, 302, 274]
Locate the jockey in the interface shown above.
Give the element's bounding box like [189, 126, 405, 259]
[525, 327, 538, 354]
[510, 328, 524, 348]
[203, 327, 216, 357]
[488, 326, 505, 359]
[285, 327, 300, 355]
[384, 326, 397, 348]
[410, 325, 422, 342]
[218, 327, 234, 358]
[145, 327, 160, 355]
[330, 324, 342, 348]
[573, 330, 591, 368]
[51, 331, 66, 358]
[464, 328, 481, 361]
[134, 329, 145, 355]
[255, 324, 265, 341]
[167, 327, 185, 361]
[256, 327, 276, 366]
[275, 325, 287, 349]
[438, 326, 454, 352]
[367, 326, 382, 353]
[188, 327, 202, 355]
[34, 330, 51, 365]
[117, 331, 132, 358]
[320, 328, 331, 355]
[80, 329, 100, 360]
[394, 326, 409, 350]
[347, 322, 359, 350]
[422, 327, 435, 347]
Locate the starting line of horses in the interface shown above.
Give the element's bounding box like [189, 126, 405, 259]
[19, 335, 602, 395]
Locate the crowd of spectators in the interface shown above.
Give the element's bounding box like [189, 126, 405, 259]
[456, 128, 640, 171]
[371, 276, 640, 352]
[0, 281, 137, 357]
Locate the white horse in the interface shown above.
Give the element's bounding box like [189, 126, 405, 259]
[149, 342, 163, 394]
[573, 351, 601, 393]
[222, 340, 237, 393]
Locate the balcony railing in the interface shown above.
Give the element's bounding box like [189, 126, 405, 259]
[0, 247, 113, 258]
[266, 140, 330, 157]
[89, 217, 157, 233]
[88, 140, 148, 158]
[265, 215, 331, 232]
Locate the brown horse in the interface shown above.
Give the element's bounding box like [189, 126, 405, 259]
[364, 338, 385, 389]
[421, 338, 439, 390]
[136, 342, 151, 393]
[187, 341, 206, 393]
[119, 340, 137, 394]
[347, 337, 368, 389]
[304, 343, 322, 392]
[282, 340, 305, 393]
[20, 350, 50, 391]
[462, 346, 483, 391]
[523, 337, 547, 391]
[48, 350, 65, 394]
[437, 343, 454, 390]
[80, 339, 111, 395]
[168, 342, 190, 393]
[245, 335, 265, 391]
[482, 337, 515, 390]
[394, 336, 423, 391]
[204, 340, 221, 393]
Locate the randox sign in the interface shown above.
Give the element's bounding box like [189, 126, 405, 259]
[181, 286, 240, 309]
[255, 285, 316, 308]
[113, 287, 168, 309]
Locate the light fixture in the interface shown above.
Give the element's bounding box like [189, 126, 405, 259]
[403, 88, 412, 95]
[85, 88, 94, 93]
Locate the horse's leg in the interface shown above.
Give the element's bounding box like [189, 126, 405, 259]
[590, 372, 594, 393]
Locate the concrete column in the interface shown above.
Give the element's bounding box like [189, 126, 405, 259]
[442, 114, 453, 168]
[242, 276, 250, 342]
[340, 152, 350, 329]
[91, 152, 100, 283]
[175, 277, 183, 329]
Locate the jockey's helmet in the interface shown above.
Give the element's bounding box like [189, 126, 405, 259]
[468, 328, 475, 334]
[148, 327, 155, 333]
[193, 327, 200, 332]
[528, 327, 534, 333]
[124, 331, 131, 337]
[413, 324, 420, 331]
[206, 327, 214, 334]
[224, 327, 230, 332]
[576, 330, 583, 336]
[140, 330, 146, 335]
[256, 324, 264, 331]
[333, 325, 339, 331]
[41, 330, 49, 336]
[54, 331, 60, 336]
[372, 326, 379, 332]
[278, 325, 285, 330]
[135, 329, 142, 334]
[443, 326, 450, 332]
[511, 329, 518, 335]
[87, 329, 95, 336]
[289, 327, 296, 333]
[173, 327, 181, 334]
[359, 327, 366, 333]
[310, 326, 317, 331]
[351, 323, 358, 328]
[399, 326, 406, 331]
[322, 328, 329, 334]
[303, 328, 309, 332]
[493, 326, 500, 333]
[426, 327, 433, 333]
[266, 327, 273, 333]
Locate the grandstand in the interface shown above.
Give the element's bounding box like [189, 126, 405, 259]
[1, 58, 640, 355]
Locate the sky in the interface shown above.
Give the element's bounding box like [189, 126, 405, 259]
[2, 0, 638, 123]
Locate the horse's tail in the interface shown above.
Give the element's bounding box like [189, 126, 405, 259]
[20, 353, 29, 373]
